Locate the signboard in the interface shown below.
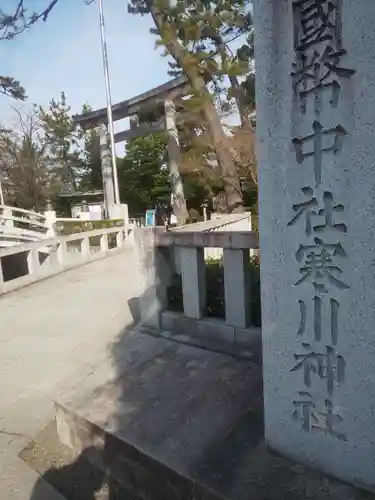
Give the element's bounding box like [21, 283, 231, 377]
[145, 209, 156, 227]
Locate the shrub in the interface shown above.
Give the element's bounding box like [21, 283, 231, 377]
[56, 219, 124, 236]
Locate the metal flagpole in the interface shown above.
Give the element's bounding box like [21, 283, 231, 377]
[98, 0, 120, 205]
[0, 179, 4, 206]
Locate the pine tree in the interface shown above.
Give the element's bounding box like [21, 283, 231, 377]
[121, 133, 170, 214]
[39, 92, 85, 193]
[128, 0, 250, 212]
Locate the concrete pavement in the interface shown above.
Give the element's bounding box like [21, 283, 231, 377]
[0, 249, 140, 499]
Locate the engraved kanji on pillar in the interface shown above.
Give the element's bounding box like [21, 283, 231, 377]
[292, 0, 355, 114]
[288, 0, 355, 441]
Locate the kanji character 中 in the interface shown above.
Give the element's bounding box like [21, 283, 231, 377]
[293, 121, 347, 186]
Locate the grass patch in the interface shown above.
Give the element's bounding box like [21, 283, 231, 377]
[56, 219, 124, 236]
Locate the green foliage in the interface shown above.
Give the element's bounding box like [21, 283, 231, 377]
[39, 92, 85, 191]
[242, 178, 258, 212]
[129, 0, 254, 115]
[80, 129, 102, 191]
[119, 124, 220, 216]
[240, 71, 255, 110]
[129, 0, 256, 202]
[79, 104, 103, 192]
[0, 76, 25, 100]
[56, 219, 123, 236]
[120, 133, 170, 213]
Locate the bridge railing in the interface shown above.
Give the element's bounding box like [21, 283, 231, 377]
[0, 225, 132, 295]
[0, 205, 51, 231]
[135, 228, 261, 350]
[0, 205, 54, 246]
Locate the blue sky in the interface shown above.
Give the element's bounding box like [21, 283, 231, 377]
[1, 0, 171, 140]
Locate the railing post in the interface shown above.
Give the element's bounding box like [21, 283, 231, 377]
[0, 257, 3, 285]
[223, 249, 251, 328]
[126, 224, 135, 244]
[100, 233, 109, 253]
[3, 207, 14, 228]
[57, 240, 67, 266]
[27, 248, 40, 275]
[80, 237, 90, 258]
[116, 230, 123, 248]
[248, 212, 255, 257]
[44, 209, 57, 237]
[135, 228, 171, 329]
[180, 247, 206, 319]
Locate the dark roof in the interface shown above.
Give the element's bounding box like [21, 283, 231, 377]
[57, 191, 103, 199]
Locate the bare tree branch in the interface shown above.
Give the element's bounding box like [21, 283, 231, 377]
[0, 107, 60, 209]
[0, 0, 94, 40]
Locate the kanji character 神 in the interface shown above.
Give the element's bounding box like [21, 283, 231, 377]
[291, 343, 345, 396]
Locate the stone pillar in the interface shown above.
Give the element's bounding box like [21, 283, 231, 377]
[79, 200, 91, 221]
[254, 0, 375, 491]
[180, 247, 206, 319]
[44, 202, 57, 237]
[134, 228, 171, 329]
[81, 199, 89, 212]
[98, 124, 115, 219]
[129, 115, 139, 130]
[201, 202, 208, 222]
[111, 203, 129, 224]
[164, 99, 187, 226]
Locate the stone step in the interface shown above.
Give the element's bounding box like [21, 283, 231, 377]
[54, 331, 263, 500]
[19, 420, 133, 499]
[53, 331, 373, 500]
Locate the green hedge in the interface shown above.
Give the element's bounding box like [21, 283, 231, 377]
[167, 255, 261, 327]
[56, 219, 124, 236]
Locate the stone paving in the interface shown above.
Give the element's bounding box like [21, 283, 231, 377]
[0, 249, 140, 499]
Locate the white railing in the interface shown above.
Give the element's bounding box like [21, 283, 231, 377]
[135, 228, 261, 349]
[0, 225, 132, 295]
[129, 217, 145, 227]
[0, 205, 53, 246]
[172, 212, 253, 260]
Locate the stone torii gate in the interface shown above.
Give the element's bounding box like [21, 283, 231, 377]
[73, 76, 190, 224]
